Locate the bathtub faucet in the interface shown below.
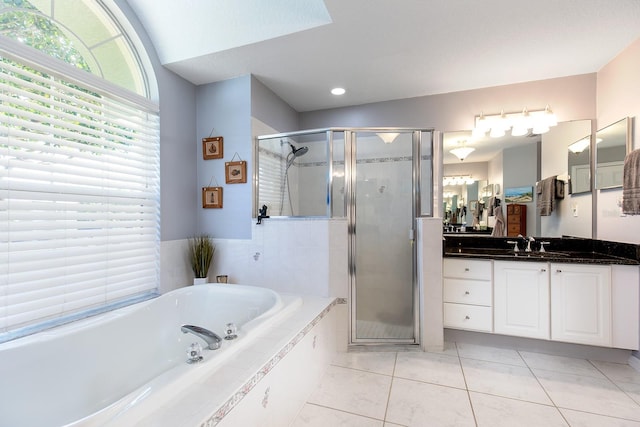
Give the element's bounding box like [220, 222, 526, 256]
[181, 324, 222, 350]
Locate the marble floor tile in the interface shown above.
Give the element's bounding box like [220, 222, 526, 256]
[291, 403, 384, 427]
[520, 351, 606, 378]
[394, 352, 466, 389]
[307, 365, 392, 420]
[456, 342, 527, 367]
[385, 377, 475, 427]
[591, 360, 640, 385]
[461, 358, 552, 405]
[534, 368, 640, 421]
[617, 382, 640, 406]
[424, 341, 459, 357]
[332, 351, 397, 376]
[560, 408, 640, 427]
[298, 344, 640, 427]
[470, 392, 568, 427]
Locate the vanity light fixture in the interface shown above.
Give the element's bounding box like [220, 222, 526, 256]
[568, 137, 590, 154]
[377, 132, 400, 144]
[473, 105, 557, 138]
[443, 175, 475, 186]
[449, 140, 475, 161]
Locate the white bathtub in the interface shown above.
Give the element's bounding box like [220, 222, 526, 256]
[0, 284, 302, 427]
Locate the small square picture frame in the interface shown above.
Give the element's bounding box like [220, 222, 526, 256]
[202, 187, 223, 208]
[202, 137, 223, 160]
[225, 160, 247, 184]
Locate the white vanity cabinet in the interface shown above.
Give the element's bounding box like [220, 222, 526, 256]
[550, 263, 611, 347]
[494, 261, 550, 340]
[443, 259, 492, 332]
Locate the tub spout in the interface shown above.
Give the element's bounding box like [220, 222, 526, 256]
[181, 324, 222, 350]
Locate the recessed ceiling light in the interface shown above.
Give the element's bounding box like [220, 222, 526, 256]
[331, 87, 345, 96]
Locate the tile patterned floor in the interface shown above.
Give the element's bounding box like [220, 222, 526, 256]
[291, 342, 640, 427]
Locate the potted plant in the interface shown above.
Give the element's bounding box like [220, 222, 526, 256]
[188, 235, 215, 285]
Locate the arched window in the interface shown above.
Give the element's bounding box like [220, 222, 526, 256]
[0, 0, 160, 342]
[0, 0, 152, 97]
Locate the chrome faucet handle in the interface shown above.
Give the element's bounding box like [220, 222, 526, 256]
[539, 241, 550, 252]
[506, 240, 519, 252]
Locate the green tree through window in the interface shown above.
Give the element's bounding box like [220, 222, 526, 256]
[1, 0, 91, 72]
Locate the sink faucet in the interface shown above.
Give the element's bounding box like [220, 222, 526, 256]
[525, 236, 535, 252]
[181, 324, 222, 350]
[517, 234, 535, 252]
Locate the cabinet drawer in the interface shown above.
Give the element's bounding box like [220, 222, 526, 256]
[444, 303, 493, 332]
[444, 278, 492, 306]
[443, 259, 491, 280]
[507, 224, 521, 234]
[507, 204, 522, 214]
[507, 215, 520, 224]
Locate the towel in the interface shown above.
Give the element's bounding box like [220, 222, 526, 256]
[491, 205, 506, 236]
[536, 176, 556, 216]
[622, 148, 640, 215]
[487, 196, 496, 216]
[555, 179, 565, 199]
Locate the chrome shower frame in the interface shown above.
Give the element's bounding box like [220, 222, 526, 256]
[255, 127, 435, 347]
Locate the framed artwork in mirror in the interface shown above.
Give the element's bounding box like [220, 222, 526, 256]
[202, 187, 223, 208]
[202, 137, 223, 160]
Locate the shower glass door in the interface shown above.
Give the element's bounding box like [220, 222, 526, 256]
[350, 131, 416, 343]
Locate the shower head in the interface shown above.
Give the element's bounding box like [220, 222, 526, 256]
[286, 143, 309, 168]
[288, 143, 308, 158]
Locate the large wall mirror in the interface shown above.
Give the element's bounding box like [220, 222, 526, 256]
[444, 119, 594, 238]
[595, 117, 630, 190]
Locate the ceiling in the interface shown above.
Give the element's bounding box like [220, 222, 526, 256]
[126, 0, 640, 113]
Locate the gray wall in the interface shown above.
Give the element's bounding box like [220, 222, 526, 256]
[193, 75, 300, 239]
[196, 76, 253, 239]
[115, 0, 198, 242]
[300, 74, 596, 132]
[251, 76, 299, 133]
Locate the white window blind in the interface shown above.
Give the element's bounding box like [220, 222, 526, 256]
[258, 147, 288, 216]
[0, 51, 160, 341]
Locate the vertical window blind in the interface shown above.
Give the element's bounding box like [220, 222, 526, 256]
[0, 51, 160, 341]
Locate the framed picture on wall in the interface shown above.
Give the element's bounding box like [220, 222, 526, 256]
[202, 136, 223, 160]
[202, 187, 223, 208]
[225, 160, 247, 184]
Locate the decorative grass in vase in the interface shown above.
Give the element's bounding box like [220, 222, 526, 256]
[188, 235, 215, 281]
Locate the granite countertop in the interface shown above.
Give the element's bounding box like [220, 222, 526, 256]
[443, 235, 640, 266]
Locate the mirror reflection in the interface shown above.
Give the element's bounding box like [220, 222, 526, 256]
[567, 135, 591, 194]
[444, 119, 594, 238]
[596, 117, 629, 190]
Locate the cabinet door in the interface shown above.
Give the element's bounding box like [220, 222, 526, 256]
[550, 264, 611, 347]
[494, 261, 550, 339]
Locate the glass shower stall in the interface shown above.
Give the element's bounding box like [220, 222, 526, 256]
[256, 128, 434, 345]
